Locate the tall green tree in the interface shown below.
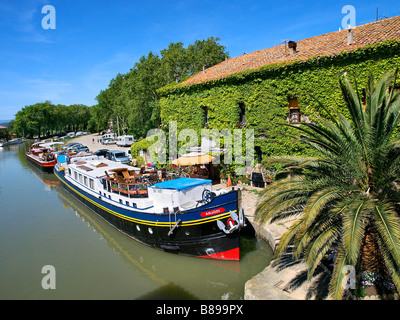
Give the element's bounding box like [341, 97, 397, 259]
[92, 37, 229, 137]
[13, 102, 90, 138]
[125, 52, 164, 138]
[69, 104, 91, 132]
[255, 70, 400, 299]
[95, 88, 114, 131]
[160, 42, 187, 83]
[186, 37, 229, 76]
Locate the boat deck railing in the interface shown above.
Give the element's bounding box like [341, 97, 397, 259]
[100, 169, 188, 199]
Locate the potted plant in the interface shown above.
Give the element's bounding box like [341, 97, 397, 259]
[138, 186, 147, 196]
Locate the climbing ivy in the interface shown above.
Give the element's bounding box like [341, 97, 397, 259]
[157, 40, 400, 163]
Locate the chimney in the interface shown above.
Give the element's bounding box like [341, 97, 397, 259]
[288, 41, 297, 55]
[347, 28, 354, 45]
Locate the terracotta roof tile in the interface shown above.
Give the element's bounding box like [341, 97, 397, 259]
[181, 15, 400, 86]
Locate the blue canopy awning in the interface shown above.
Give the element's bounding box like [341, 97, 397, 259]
[152, 178, 211, 191]
[57, 154, 68, 163]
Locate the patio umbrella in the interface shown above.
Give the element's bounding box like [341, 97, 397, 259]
[172, 154, 214, 166]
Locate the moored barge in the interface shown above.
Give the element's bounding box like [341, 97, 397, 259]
[54, 154, 249, 260]
[25, 142, 63, 173]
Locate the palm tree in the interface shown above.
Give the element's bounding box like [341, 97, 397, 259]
[255, 69, 400, 299]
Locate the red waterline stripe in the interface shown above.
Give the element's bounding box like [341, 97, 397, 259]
[199, 247, 239, 261]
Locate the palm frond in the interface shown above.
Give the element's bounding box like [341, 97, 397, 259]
[342, 197, 370, 265]
[305, 222, 340, 281]
[302, 187, 343, 230]
[338, 76, 366, 141]
[255, 178, 309, 224]
[377, 236, 400, 294]
[274, 218, 304, 259]
[329, 246, 350, 300]
[372, 202, 400, 266]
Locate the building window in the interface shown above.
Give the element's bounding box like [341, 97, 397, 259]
[288, 98, 301, 123]
[289, 109, 301, 122]
[255, 146, 262, 164]
[202, 106, 209, 127]
[239, 103, 246, 123]
[237, 103, 246, 128]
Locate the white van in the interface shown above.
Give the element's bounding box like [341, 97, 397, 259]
[116, 135, 134, 147]
[102, 132, 116, 139]
[101, 132, 116, 144]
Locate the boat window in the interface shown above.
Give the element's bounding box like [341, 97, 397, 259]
[119, 199, 123, 204]
[74, 171, 78, 180]
[126, 201, 129, 206]
[79, 174, 83, 183]
[68, 168, 71, 176]
[84, 176, 88, 186]
[89, 179, 94, 189]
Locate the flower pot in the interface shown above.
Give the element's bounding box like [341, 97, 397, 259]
[365, 285, 378, 297]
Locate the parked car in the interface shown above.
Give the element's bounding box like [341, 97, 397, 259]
[103, 138, 116, 145]
[105, 150, 130, 164]
[71, 145, 89, 153]
[66, 144, 84, 152]
[62, 142, 81, 150]
[94, 149, 109, 157]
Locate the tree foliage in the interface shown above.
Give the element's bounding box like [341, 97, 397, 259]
[93, 37, 229, 138]
[13, 102, 90, 138]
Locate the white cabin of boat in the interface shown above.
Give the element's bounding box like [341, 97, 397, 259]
[55, 155, 220, 214]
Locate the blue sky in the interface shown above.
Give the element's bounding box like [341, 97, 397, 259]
[1, 0, 399, 120]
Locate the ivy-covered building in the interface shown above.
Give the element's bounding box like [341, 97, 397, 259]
[158, 16, 400, 162]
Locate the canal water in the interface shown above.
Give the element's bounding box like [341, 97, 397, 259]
[0, 142, 273, 300]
